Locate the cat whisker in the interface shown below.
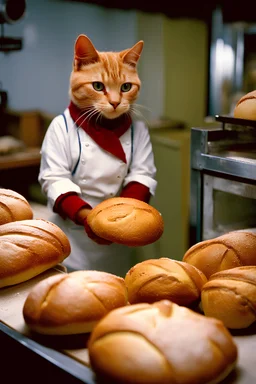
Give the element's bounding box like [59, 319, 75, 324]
[86, 109, 100, 124]
[96, 113, 104, 125]
[73, 108, 97, 129]
[132, 103, 152, 113]
[130, 107, 150, 127]
[72, 108, 92, 129]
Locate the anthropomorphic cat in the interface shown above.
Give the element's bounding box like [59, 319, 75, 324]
[38, 34, 157, 276]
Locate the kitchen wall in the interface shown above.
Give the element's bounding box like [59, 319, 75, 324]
[0, 0, 139, 115]
[163, 17, 208, 127]
[0, 0, 209, 126]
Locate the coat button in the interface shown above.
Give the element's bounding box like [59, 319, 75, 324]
[85, 142, 89, 147]
[81, 159, 85, 164]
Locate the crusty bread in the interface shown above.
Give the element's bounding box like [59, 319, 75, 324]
[0, 219, 71, 288]
[0, 188, 33, 225]
[182, 230, 256, 278]
[234, 90, 256, 120]
[88, 300, 238, 384]
[125, 257, 207, 307]
[23, 270, 128, 335]
[201, 266, 256, 329]
[86, 197, 164, 246]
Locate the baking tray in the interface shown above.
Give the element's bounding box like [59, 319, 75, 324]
[215, 115, 256, 129]
[1, 265, 256, 383]
[0, 265, 96, 384]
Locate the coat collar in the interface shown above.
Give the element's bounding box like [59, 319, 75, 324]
[68, 102, 132, 163]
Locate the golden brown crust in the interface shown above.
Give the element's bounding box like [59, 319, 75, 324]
[125, 258, 207, 307]
[86, 197, 164, 246]
[201, 266, 256, 329]
[234, 90, 256, 120]
[88, 300, 238, 384]
[0, 188, 33, 225]
[23, 270, 128, 335]
[0, 219, 71, 288]
[182, 231, 256, 278]
[235, 90, 256, 106]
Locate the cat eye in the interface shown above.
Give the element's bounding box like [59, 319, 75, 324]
[121, 83, 132, 92]
[92, 82, 104, 91]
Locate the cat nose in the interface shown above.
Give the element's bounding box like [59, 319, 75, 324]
[110, 101, 120, 109]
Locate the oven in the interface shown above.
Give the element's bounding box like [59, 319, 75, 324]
[189, 115, 256, 245]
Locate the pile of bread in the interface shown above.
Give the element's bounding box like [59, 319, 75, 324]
[3, 188, 256, 383]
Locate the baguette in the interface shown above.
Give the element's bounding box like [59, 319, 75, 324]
[23, 270, 128, 335]
[0, 188, 33, 225]
[88, 300, 238, 384]
[0, 219, 71, 288]
[234, 90, 256, 120]
[125, 257, 207, 307]
[201, 266, 256, 329]
[182, 230, 256, 278]
[86, 197, 164, 246]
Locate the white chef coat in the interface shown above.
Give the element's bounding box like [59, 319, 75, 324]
[38, 108, 157, 276]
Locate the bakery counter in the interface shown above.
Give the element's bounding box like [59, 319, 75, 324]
[1, 265, 256, 384]
[0, 147, 41, 199]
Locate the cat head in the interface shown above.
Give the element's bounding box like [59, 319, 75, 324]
[69, 34, 143, 120]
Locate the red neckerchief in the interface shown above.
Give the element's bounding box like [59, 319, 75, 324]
[68, 102, 132, 163]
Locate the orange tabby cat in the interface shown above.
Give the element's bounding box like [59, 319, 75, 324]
[70, 34, 143, 120]
[39, 35, 157, 275]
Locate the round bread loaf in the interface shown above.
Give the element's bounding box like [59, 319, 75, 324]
[23, 270, 128, 335]
[88, 300, 238, 384]
[0, 219, 71, 288]
[125, 257, 207, 307]
[234, 90, 256, 120]
[182, 230, 256, 279]
[0, 188, 33, 225]
[86, 197, 164, 246]
[201, 266, 256, 329]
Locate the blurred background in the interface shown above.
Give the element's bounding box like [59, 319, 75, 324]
[1, 0, 256, 262]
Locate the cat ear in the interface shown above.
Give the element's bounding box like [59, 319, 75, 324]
[121, 41, 144, 67]
[74, 34, 99, 65]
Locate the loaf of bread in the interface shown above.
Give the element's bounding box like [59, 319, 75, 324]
[88, 300, 237, 384]
[86, 197, 164, 246]
[234, 90, 256, 120]
[125, 257, 207, 307]
[201, 266, 256, 329]
[0, 219, 71, 288]
[23, 270, 128, 335]
[0, 188, 33, 225]
[182, 230, 256, 278]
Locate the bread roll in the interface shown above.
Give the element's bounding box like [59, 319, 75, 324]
[88, 300, 237, 384]
[234, 90, 256, 120]
[0, 219, 71, 288]
[182, 230, 256, 279]
[201, 266, 256, 329]
[125, 258, 207, 307]
[23, 270, 128, 335]
[0, 188, 33, 225]
[86, 197, 164, 246]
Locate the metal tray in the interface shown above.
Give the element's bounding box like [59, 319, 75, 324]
[215, 115, 256, 129]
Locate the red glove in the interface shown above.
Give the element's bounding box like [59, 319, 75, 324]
[84, 217, 112, 245]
